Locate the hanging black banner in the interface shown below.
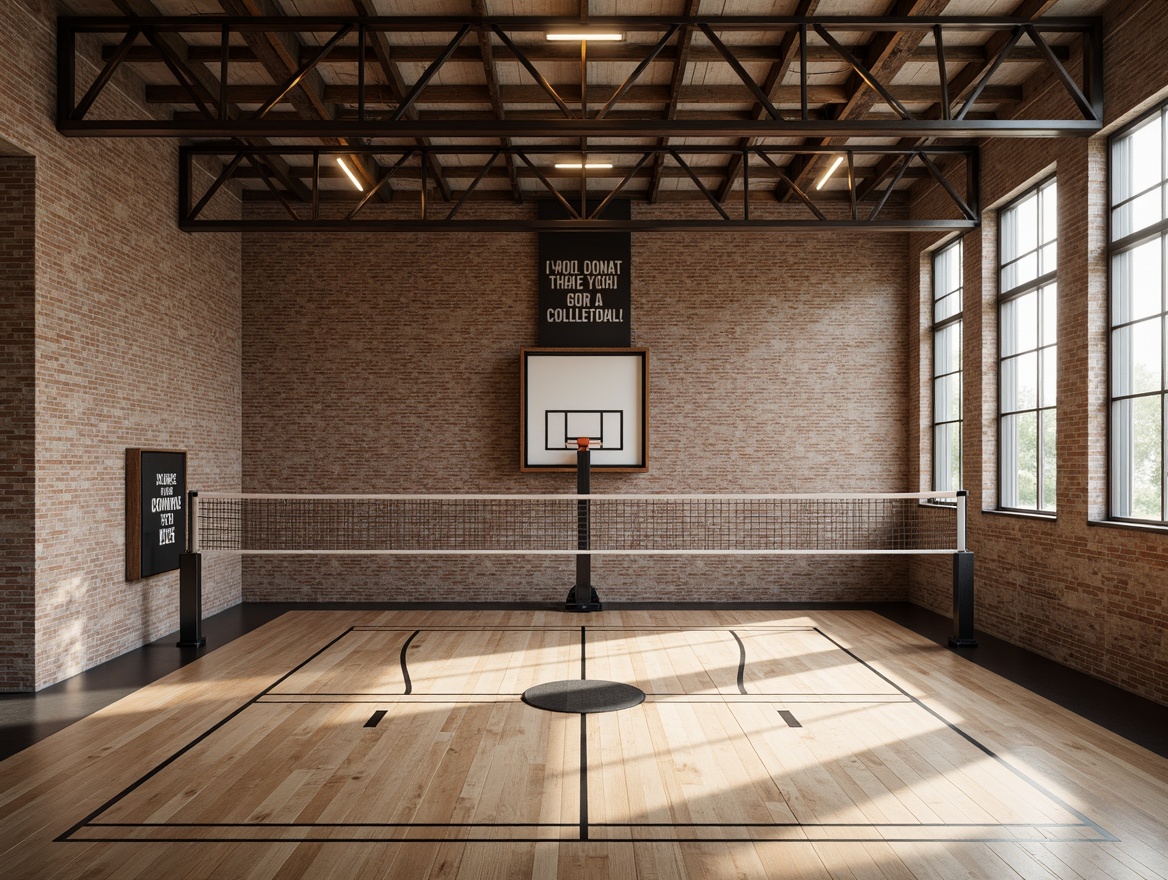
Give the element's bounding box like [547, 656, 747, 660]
[538, 199, 631, 347]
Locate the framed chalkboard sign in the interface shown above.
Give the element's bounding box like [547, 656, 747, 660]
[126, 448, 186, 580]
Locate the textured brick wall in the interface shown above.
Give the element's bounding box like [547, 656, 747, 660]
[908, 0, 1168, 704]
[0, 0, 243, 689]
[0, 156, 36, 690]
[240, 213, 912, 602]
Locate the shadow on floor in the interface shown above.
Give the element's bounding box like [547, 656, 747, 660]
[2, 601, 1166, 762]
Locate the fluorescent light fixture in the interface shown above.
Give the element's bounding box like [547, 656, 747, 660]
[546, 32, 624, 41]
[554, 162, 613, 170]
[336, 157, 363, 191]
[815, 155, 845, 191]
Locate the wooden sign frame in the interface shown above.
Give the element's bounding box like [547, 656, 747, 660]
[126, 448, 187, 580]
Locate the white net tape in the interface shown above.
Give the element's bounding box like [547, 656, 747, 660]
[192, 492, 961, 555]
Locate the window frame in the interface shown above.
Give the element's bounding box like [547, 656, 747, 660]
[1108, 102, 1168, 525]
[931, 237, 964, 497]
[997, 176, 1058, 515]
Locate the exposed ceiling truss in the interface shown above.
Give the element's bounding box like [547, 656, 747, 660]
[57, 8, 1103, 233]
[180, 142, 978, 232]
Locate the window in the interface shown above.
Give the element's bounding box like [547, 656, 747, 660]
[1110, 106, 1168, 522]
[999, 179, 1057, 512]
[933, 239, 963, 493]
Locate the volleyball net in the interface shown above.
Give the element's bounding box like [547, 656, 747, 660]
[189, 491, 966, 556]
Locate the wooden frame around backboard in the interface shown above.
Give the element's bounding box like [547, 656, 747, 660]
[521, 348, 648, 472]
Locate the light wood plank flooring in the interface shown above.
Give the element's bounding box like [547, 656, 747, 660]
[2, 609, 1166, 878]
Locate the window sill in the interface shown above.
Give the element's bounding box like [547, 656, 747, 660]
[982, 508, 1057, 522]
[1088, 518, 1168, 536]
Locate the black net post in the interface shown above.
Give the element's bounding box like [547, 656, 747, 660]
[178, 490, 206, 648]
[949, 490, 977, 647]
[566, 439, 601, 612]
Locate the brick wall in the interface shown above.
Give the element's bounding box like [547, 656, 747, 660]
[0, 156, 36, 690]
[240, 214, 912, 602]
[0, 0, 243, 689]
[908, 0, 1168, 703]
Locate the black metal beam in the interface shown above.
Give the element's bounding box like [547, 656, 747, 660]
[102, 42, 1073, 66]
[178, 142, 979, 232]
[59, 14, 1103, 141]
[59, 15, 1106, 32]
[61, 118, 1100, 138]
[181, 217, 980, 233]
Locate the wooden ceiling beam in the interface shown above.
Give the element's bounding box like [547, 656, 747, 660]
[716, 0, 820, 204]
[775, 0, 952, 202]
[855, 0, 1061, 201]
[113, 0, 310, 202]
[351, 0, 452, 203]
[218, 0, 388, 200]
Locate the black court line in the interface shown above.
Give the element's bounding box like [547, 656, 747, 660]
[580, 626, 588, 840]
[579, 714, 589, 840]
[778, 709, 802, 728]
[729, 630, 748, 695]
[56, 626, 358, 843]
[811, 627, 1118, 843]
[351, 625, 818, 631]
[62, 624, 1114, 846]
[82, 820, 1095, 829]
[400, 630, 420, 695]
[65, 836, 1112, 844]
[255, 694, 912, 701]
[364, 710, 387, 728]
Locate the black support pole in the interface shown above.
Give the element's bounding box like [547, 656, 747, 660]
[949, 551, 976, 647]
[566, 438, 602, 612]
[177, 551, 206, 647]
[177, 489, 206, 647]
[949, 490, 977, 648]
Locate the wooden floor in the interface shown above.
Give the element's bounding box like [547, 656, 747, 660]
[2, 610, 1167, 878]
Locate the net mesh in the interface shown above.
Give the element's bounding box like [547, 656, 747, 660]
[194, 493, 959, 555]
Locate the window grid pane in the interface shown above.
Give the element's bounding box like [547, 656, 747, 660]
[932, 239, 963, 494]
[1000, 179, 1056, 512]
[1110, 105, 1168, 522]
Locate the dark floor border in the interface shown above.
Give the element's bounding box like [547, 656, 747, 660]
[3, 601, 1168, 762]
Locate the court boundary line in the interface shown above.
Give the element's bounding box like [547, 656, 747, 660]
[57, 621, 1116, 845]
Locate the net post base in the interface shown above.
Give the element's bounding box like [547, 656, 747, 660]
[177, 551, 207, 648]
[565, 584, 602, 613]
[948, 550, 977, 648]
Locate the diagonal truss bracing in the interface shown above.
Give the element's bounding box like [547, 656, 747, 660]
[179, 143, 979, 232]
[59, 14, 1103, 140]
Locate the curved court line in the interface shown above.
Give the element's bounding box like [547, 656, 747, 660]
[400, 630, 420, 695]
[729, 630, 748, 694]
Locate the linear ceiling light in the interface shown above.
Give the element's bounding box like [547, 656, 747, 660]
[815, 156, 845, 191]
[545, 31, 624, 41]
[336, 157, 363, 191]
[554, 162, 614, 169]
